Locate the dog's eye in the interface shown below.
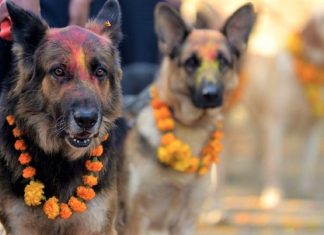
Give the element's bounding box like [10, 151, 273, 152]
[51, 67, 66, 78]
[95, 68, 107, 78]
[218, 54, 229, 72]
[184, 55, 200, 74]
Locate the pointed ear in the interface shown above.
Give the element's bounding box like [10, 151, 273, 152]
[7, 1, 48, 64]
[222, 3, 256, 57]
[155, 3, 190, 58]
[86, 0, 122, 46]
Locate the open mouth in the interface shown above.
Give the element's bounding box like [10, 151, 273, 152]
[66, 132, 93, 148]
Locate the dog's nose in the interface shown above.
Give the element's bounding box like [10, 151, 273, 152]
[201, 82, 223, 102]
[73, 108, 98, 129]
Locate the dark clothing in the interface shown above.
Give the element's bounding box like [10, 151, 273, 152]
[0, 39, 12, 86]
[40, 0, 107, 28]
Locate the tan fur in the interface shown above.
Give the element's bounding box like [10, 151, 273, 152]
[235, 11, 324, 197]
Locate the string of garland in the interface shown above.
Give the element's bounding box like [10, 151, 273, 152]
[150, 86, 223, 175]
[6, 115, 109, 220]
[287, 33, 324, 118]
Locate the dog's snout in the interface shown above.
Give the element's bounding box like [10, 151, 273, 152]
[73, 108, 98, 129]
[201, 83, 222, 102]
[192, 81, 224, 109]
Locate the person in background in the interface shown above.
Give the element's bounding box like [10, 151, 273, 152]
[0, 0, 40, 83]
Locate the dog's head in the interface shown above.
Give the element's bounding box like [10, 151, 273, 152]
[155, 3, 255, 111]
[301, 8, 324, 64]
[7, 0, 122, 159]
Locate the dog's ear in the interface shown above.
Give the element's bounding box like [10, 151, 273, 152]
[6, 1, 48, 61]
[155, 3, 189, 57]
[222, 3, 256, 57]
[86, 0, 122, 46]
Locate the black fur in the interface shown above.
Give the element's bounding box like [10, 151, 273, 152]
[0, 112, 127, 202]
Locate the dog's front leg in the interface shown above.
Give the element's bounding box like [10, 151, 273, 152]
[169, 220, 197, 235]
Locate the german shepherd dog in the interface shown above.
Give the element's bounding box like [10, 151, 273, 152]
[0, 0, 126, 234]
[125, 3, 256, 235]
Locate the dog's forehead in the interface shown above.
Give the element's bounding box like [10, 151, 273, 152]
[47, 26, 111, 48]
[183, 30, 229, 60]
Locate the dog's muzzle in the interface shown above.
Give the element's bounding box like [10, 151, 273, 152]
[66, 106, 101, 148]
[192, 81, 224, 109]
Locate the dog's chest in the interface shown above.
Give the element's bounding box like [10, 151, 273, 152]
[137, 106, 215, 155]
[3, 190, 115, 235]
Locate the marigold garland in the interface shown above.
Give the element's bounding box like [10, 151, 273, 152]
[43, 197, 60, 219]
[6, 115, 109, 220]
[24, 181, 45, 206]
[150, 86, 223, 175]
[287, 33, 324, 118]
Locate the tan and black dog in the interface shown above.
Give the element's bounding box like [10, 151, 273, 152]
[125, 3, 256, 235]
[0, 1, 127, 234]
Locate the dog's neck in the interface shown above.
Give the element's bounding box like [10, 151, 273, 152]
[156, 58, 221, 127]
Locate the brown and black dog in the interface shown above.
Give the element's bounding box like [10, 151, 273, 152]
[124, 3, 256, 235]
[0, 0, 126, 234]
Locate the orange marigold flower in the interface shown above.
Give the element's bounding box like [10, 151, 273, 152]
[12, 127, 22, 138]
[18, 153, 32, 165]
[68, 196, 87, 213]
[82, 175, 98, 187]
[151, 99, 165, 109]
[15, 139, 27, 151]
[22, 166, 36, 179]
[43, 197, 60, 219]
[213, 131, 224, 140]
[157, 118, 174, 132]
[77, 186, 96, 201]
[60, 203, 72, 219]
[24, 181, 44, 206]
[188, 157, 199, 171]
[154, 107, 172, 120]
[85, 160, 103, 172]
[90, 145, 103, 157]
[6, 115, 15, 126]
[161, 133, 176, 146]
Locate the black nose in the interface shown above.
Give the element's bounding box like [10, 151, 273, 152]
[201, 83, 223, 102]
[73, 108, 98, 129]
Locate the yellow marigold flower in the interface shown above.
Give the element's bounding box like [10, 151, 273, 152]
[68, 196, 87, 213]
[158, 147, 172, 164]
[90, 145, 103, 157]
[6, 115, 15, 126]
[173, 160, 190, 172]
[43, 197, 60, 219]
[24, 181, 45, 206]
[76, 186, 96, 201]
[60, 203, 72, 219]
[198, 166, 209, 175]
[82, 175, 98, 187]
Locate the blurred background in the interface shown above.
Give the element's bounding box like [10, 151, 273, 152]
[1, 0, 323, 234]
